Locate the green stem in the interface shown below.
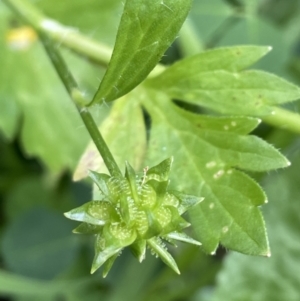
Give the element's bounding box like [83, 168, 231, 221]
[3, 0, 163, 76]
[79, 106, 122, 178]
[39, 32, 78, 96]
[41, 35, 122, 178]
[263, 106, 300, 134]
[4, 0, 122, 178]
[3, 0, 112, 66]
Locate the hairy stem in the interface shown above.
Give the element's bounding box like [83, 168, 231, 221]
[40, 34, 122, 178]
[4, 0, 122, 178]
[77, 103, 123, 178]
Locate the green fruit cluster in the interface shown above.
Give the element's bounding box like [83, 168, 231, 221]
[65, 157, 202, 277]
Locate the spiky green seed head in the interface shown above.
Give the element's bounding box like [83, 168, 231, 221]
[64, 157, 203, 277]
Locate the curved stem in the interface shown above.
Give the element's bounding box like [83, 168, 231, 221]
[39, 33, 122, 178]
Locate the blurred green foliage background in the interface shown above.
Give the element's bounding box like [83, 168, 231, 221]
[0, 0, 300, 300]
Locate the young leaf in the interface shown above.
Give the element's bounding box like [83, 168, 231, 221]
[147, 46, 300, 116]
[90, 0, 192, 105]
[143, 89, 289, 255]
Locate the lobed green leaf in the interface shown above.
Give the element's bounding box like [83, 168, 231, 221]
[91, 0, 192, 105]
[212, 148, 300, 301]
[152, 45, 272, 75]
[142, 89, 289, 255]
[147, 47, 300, 116]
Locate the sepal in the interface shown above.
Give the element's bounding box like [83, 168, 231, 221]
[73, 222, 102, 234]
[102, 253, 119, 278]
[91, 241, 122, 274]
[147, 237, 180, 275]
[88, 171, 110, 196]
[146, 157, 173, 182]
[130, 240, 146, 262]
[64, 201, 119, 225]
[165, 232, 202, 246]
[170, 191, 204, 214]
[125, 161, 139, 204]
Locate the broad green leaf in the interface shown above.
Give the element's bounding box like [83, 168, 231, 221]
[147, 47, 300, 116]
[74, 93, 146, 181]
[212, 146, 300, 301]
[143, 89, 289, 254]
[91, 0, 192, 105]
[1, 208, 80, 280]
